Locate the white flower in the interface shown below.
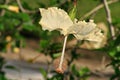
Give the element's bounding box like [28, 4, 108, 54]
[39, 7, 104, 73]
[39, 7, 104, 42]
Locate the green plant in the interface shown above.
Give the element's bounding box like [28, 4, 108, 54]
[106, 20, 120, 80]
[1, 0, 120, 80]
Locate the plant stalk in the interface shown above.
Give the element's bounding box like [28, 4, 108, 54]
[58, 35, 68, 69]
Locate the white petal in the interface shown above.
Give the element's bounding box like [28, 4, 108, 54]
[68, 20, 104, 42]
[68, 20, 96, 35]
[74, 28, 104, 42]
[39, 7, 73, 35]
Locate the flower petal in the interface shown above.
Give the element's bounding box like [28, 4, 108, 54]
[39, 7, 73, 35]
[68, 20, 96, 35]
[74, 28, 104, 42]
[68, 20, 104, 42]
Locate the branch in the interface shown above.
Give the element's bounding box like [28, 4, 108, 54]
[16, 0, 26, 12]
[80, 0, 119, 20]
[103, 0, 115, 39]
[16, 0, 36, 13]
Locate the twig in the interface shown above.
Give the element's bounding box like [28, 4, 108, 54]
[30, 54, 41, 63]
[103, 0, 115, 39]
[80, 0, 119, 20]
[16, 0, 25, 12]
[16, 0, 35, 13]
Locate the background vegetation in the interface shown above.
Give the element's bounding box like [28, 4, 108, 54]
[0, 0, 120, 80]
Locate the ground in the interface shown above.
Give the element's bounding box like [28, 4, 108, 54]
[0, 39, 114, 80]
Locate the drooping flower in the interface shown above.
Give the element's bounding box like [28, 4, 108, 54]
[39, 7, 104, 42]
[39, 7, 104, 73]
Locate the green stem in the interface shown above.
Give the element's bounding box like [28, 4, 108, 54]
[58, 35, 68, 69]
[0, 5, 8, 9]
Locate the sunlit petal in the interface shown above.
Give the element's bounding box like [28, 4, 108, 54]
[68, 20, 104, 42]
[39, 7, 73, 35]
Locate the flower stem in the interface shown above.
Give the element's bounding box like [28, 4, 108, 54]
[58, 35, 68, 69]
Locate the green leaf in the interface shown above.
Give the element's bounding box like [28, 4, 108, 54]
[78, 67, 90, 77]
[117, 45, 120, 52]
[4, 12, 30, 22]
[69, 5, 77, 21]
[22, 21, 36, 31]
[113, 18, 120, 26]
[0, 73, 7, 80]
[52, 52, 61, 59]
[71, 64, 78, 76]
[0, 24, 4, 31]
[49, 43, 62, 51]
[39, 68, 47, 78]
[17, 13, 31, 21]
[109, 49, 116, 57]
[39, 40, 49, 49]
[48, 74, 63, 80]
[0, 5, 8, 9]
[114, 35, 120, 46]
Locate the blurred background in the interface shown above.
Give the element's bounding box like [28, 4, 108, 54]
[0, 0, 120, 80]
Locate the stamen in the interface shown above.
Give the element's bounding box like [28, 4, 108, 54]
[56, 35, 68, 73]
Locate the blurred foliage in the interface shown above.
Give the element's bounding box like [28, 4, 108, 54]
[70, 64, 90, 80]
[39, 64, 90, 80]
[0, 57, 7, 80]
[106, 30, 120, 80]
[0, 0, 120, 80]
